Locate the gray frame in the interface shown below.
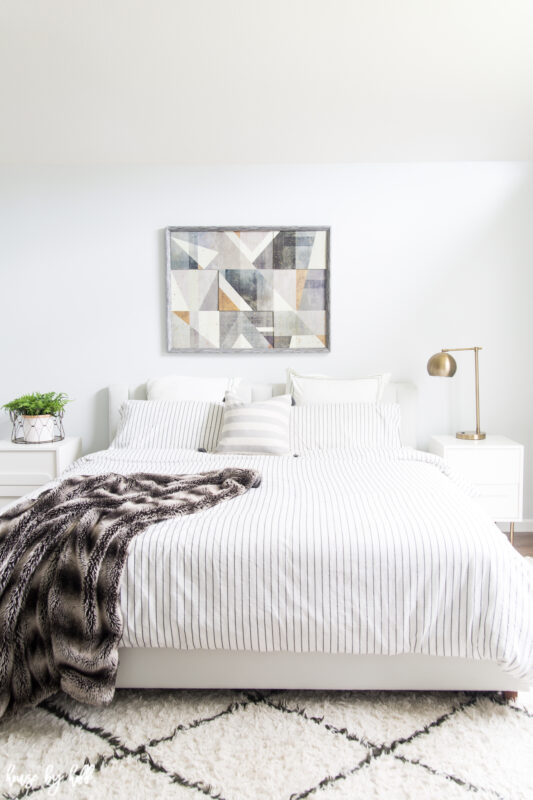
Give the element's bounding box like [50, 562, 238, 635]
[166, 226, 330, 354]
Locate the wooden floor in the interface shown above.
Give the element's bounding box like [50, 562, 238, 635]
[514, 532, 533, 557]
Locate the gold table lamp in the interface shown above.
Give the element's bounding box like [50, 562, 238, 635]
[427, 346, 486, 440]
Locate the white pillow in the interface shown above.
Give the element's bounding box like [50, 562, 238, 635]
[287, 368, 390, 405]
[112, 400, 223, 450]
[216, 392, 291, 455]
[290, 403, 402, 451]
[146, 375, 250, 402]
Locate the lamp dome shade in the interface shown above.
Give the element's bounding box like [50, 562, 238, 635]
[427, 351, 457, 377]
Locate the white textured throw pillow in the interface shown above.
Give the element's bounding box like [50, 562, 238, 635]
[287, 368, 390, 405]
[290, 403, 402, 451]
[146, 375, 249, 402]
[216, 392, 292, 455]
[112, 400, 223, 450]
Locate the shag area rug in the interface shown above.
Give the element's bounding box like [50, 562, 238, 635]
[1, 688, 532, 800]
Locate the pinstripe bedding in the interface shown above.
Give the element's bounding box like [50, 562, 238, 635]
[60, 446, 533, 681]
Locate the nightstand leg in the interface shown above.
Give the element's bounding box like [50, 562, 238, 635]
[509, 522, 514, 546]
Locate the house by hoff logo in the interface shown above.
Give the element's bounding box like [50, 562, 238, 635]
[5, 762, 94, 795]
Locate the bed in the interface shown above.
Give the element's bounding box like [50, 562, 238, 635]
[48, 379, 530, 694]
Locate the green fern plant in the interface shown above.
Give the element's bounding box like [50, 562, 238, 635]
[2, 391, 70, 416]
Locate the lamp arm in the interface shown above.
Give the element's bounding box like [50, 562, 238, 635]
[441, 347, 482, 353]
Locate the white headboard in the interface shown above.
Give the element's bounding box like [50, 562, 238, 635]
[107, 381, 417, 447]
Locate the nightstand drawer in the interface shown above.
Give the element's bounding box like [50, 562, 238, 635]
[0, 439, 82, 512]
[0, 484, 43, 497]
[0, 472, 54, 486]
[0, 451, 56, 478]
[445, 450, 520, 484]
[473, 484, 520, 520]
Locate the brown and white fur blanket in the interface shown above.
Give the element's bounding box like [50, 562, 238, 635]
[0, 468, 260, 718]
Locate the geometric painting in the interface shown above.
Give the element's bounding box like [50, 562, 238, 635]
[166, 227, 330, 352]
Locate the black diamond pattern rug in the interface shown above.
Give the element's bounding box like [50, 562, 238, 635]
[1, 689, 532, 799]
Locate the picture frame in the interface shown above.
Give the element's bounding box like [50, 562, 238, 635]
[166, 226, 330, 353]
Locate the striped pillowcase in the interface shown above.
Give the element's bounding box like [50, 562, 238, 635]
[112, 400, 223, 450]
[215, 392, 292, 455]
[290, 403, 402, 451]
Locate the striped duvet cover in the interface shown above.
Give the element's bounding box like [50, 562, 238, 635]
[62, 446, 533, 682]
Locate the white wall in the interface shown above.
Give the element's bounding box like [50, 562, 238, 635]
[1, 163, 532, 513]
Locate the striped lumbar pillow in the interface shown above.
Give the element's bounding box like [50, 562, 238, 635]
[215, 392, 292, 455]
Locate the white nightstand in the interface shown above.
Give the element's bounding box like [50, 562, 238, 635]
[428, 435, 524, 544]
[0, 437, 82, 510]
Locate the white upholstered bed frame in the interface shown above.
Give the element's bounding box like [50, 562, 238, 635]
[108, 381, 528, 692]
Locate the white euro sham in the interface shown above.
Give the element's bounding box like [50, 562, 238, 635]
[146, 375, 250, 402]
[287, 368, 390, 405]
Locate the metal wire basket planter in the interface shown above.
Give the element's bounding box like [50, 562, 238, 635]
[10, 410, 65, 444]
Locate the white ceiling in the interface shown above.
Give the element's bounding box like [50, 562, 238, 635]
[1, 0, 532, 164]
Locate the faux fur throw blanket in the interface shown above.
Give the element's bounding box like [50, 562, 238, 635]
[0, 468, 260, 718]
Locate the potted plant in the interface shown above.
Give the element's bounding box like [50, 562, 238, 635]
[2, 392, 70, 443]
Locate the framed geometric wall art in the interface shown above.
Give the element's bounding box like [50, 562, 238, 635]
[166, 227, 330, 353]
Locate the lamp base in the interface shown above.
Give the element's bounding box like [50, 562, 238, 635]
[456, 431, 486, 441]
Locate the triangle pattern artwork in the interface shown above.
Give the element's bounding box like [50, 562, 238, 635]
[167, 228, 329, 351]
[172, 237, 219, 269]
